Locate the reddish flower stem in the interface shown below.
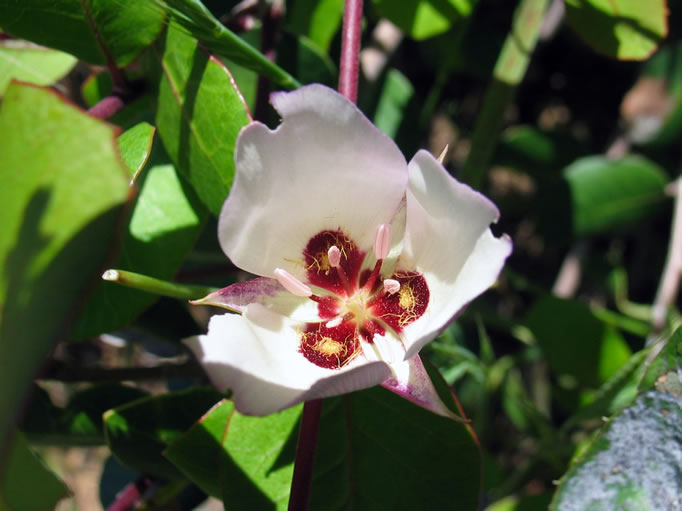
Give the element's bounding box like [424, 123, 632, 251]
[288, 399, 323, 511]
[338, 0, 364, 103]
[87, 95, 126, 120]
[288, 3, 363, 509]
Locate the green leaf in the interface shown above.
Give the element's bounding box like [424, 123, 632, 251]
[22, 384, 149, 446]
[154, 24, 251, 216]
[563, 155, 669, 237]
[371, 0, 476, 40]
[156, 0, 301, 89]
[551, 391, 682, 511]
[0, 82, 130, 462]
[564, 0, 668, 61]
[165, 400, 301, 506]
[117, 122, 156, 177]
[526, 296, 632, 389]
[71, 150, 207, 339]
[0, 0, 166, 66]
[0, 432, 69, 511]
[166, 385, 479, 510]
[310, 386, 480, 510]
[104, 388, 224, 479]
[286, 0, 345, 52]
[0, 41, 76, 95]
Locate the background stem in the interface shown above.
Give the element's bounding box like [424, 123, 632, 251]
[288, 399, 323, 511]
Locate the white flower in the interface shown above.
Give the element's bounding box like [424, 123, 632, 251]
[185, 84, 512, 417]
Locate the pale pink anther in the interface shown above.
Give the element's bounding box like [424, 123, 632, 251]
[327, 245, 342, 267]
[383, 278, 400, 294]
[373, 223, 392, 260]
[273, 268, 312, 297]
[325, 317, 343, 328]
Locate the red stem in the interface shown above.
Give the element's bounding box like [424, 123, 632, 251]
[288, 399, 323, 511]
[338, 0, 364, 102]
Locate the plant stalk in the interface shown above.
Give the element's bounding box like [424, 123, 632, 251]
[338, 0, 364, 102]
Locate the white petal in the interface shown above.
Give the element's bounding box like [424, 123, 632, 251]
[219, 84, 408, 279]
[184, 304, 392, 416]
[382, 354, 458, 419]
[401, 150, 512, 359]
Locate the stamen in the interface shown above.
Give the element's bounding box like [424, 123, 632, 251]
[328, 245, 342, 267]
[383, 279, 400, 294]
[273, 268, 312, 297]
[373, 223, 392, 260]
[362, 260, 383, 294]
[325, 317, 343, 328]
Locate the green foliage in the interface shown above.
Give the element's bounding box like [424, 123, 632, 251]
[165, 400, 301, 506]
[0, 433, 69, 510]
[371, 0, 475, 40]
[0, 82, 129, 462]
[563, 155, 669, 237]
[0, 0, 165, 66]
[103, 387, 224, 479]
[564, 0, 668, 60]
[154, 23, 251, 216]
[0, 41, 76, 95]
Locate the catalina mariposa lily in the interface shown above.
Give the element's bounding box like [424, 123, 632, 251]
[186, 84, 512, 417]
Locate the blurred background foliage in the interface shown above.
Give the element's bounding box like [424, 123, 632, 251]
[1, 0, 681, 510]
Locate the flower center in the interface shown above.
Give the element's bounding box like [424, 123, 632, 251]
[276, 227, 429, 369]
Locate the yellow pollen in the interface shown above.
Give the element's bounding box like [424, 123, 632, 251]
[315, 337, 345, 356]
[399, 285, 415, 310]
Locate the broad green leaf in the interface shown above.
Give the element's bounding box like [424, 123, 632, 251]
[22, 384, 148, 446]
[371, 0, 476, 40]
[564, 0, 668, 61]
[551, 391, 682, 511]
[0, 41, 76, 95]
[117, 122, 156, 177]
[310, 386, 480, 510]
[165, 400, 301, 506]
[0, 432, 69, 511]
[103, 387, 224, 479]
[156, 0, 300, 89]
[0, 0, 166, 66]
[563, 155, 669, 237]
[286, 0, 344, 52]
[71, 148, 207, 339]
[526, 296, 632, 389]
[0, 82, 129, 462]
[154, 24, 251, 216]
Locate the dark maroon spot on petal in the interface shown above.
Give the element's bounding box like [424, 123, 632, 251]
[359, 319, 385, 343]
[303, 230, 365, 297]
[315, 295, 341, 320]
[299, 321, 360, 369]
[370, 271, 429, 333]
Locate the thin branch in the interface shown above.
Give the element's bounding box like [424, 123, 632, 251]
[649, 178, 682, 342]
